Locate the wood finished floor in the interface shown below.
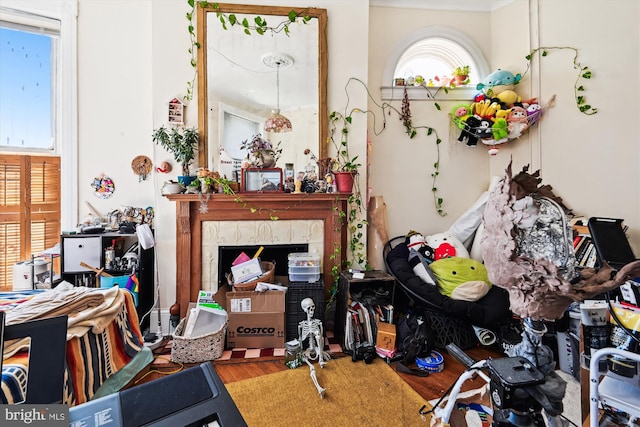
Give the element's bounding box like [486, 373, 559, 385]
[133, 344, 502, 405]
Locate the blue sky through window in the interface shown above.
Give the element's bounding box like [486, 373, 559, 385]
[0, 27, 52, 149]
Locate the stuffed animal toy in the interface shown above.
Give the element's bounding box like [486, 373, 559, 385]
[507, 106, 529, 139]
[476, 69, 522, 97]
[457, 117, 494, 147]
[450, 104, 472, 130]
[405, 231, 437, 286]
[425, 231, 470, 260]
[495, 90, 521, 106]
[406, 230, 425, 251]
[526, 102, 543, 126]
[429, 257, 492, 302]
[405, 230, 435, 261]
[408, 250, 438, 286]
[491, 118, 509, 143]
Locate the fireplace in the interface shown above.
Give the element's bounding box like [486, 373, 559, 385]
[166, 193, 349, 318]
[217, 243, 308, 287]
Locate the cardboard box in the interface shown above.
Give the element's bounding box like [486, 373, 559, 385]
[226, 290, 286, 349]
[376, 322, 396, 351]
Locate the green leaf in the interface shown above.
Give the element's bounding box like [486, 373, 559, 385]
[542, 50, 548, 56]
[410, 129, 417, 138]
[437, 198, 443, 205]
[244, 28, 251, 35]
[345, 116, 353, 124]
[250, 207, 257, 213]
[582, 71, 592, 79]
[436, 138, 442, 144]
[577, 85, 584, 91]
[427, 128, 433, 136]
[577, 96, 584, 104]
[188, 0, 194, 7]
[240, 17, 248, 27]
[525, 54, 532, 60]
[434, 102, 441, 110]
[432, 187, 437, 192]
[288, 10, 297, 21]
[256, 28, 264, 35]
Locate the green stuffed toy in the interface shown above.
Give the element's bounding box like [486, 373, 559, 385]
[429, 257, 492, 302]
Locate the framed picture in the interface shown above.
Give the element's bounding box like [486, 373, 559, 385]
[241, 168, 283, 192]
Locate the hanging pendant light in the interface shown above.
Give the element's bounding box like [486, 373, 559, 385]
[263, 54, 293, 133]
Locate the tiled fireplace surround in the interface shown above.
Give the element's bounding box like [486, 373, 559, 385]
[166, 193, 349, 318]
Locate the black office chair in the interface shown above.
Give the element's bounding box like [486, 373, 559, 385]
[383, 236, 512, 349]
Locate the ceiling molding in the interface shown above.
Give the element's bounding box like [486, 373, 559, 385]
[370, 0, 515, 13]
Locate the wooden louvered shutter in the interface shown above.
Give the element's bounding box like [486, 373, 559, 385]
[0, 154, 61, 290]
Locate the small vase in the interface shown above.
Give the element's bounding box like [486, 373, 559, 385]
[177, 175, 197, 186]
[252, 150, 276, 168]
[334, 171, 357, 193]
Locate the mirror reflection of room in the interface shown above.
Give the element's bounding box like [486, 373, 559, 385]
[199, 4, 326, 182]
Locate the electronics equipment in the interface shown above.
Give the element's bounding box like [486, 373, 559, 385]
[352, 342, 376, 364]
[446, 343, 549, 427]
[588, 217, 637, 271]
[69, 362, 247, 427]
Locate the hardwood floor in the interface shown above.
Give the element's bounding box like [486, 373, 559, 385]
[132, 344, 502, 404]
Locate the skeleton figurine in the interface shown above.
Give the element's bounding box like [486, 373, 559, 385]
[298, 298, 330, 398]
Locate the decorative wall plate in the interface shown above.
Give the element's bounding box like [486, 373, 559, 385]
[131, 155, 153, 181]
[91, 175, 115, 199]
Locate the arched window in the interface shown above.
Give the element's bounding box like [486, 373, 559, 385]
[382, 26, 489, 100]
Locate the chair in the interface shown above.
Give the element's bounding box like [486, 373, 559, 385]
[383, 235, 512, 349]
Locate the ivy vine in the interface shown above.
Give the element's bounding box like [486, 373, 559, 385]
[184, 0, 311, 101]
[332, 78, 446, 218]
[522, 46, 597, 115]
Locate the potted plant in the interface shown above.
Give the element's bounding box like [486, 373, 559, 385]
[240, 134, 282, 168]
[451, 65, 470, 86]
[152, 125, 199, 185]
[328, 111, 361, 193]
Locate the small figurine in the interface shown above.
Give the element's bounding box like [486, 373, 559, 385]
[298, 298, 330, 398]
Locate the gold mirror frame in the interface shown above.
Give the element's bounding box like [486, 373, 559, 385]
[196, 3, 328, 170]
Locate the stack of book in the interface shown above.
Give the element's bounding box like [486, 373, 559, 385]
[573, 224, 601, 268]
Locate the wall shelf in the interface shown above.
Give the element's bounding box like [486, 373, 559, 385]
[380, 85, 477, 101]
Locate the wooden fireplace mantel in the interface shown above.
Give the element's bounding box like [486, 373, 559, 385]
[165, 193, 350, 318]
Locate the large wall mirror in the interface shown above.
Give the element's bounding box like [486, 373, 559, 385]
[196, 3, 328, 180]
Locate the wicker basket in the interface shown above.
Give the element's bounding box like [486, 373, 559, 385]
[171, 317, 227, 363]
[227, 261, 275, 291]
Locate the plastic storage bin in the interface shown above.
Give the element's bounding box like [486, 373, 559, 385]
[288, 253, 321, 282]
[285, 279, 324, 342]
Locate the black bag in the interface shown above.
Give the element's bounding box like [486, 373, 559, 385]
[396, 312, 435, 377]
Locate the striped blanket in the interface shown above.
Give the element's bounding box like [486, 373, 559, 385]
[1, 284, 145, 406]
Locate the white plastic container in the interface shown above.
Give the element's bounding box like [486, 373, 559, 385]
[288, 252, 321, 282]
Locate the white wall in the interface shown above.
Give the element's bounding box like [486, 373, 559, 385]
[74, 0, 639, 316]
[368, 0, 640, 258]
[368, 7, 493, 239]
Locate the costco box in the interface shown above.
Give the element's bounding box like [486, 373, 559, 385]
[226, 290, 286, 349]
